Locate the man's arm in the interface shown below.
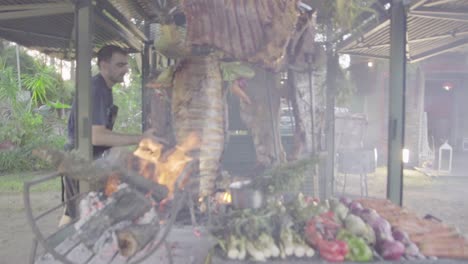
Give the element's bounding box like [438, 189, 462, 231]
[92, 125, 141, 146]
[92, 126, 168, 147]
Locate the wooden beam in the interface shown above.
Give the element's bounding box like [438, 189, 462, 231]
[342, 31, 468, 52]
[95, 9, 142, 51]
[96, 0, 147, 42]
[0, 26, 69, 41]
[343, 43, 391, 52]
[0, 6, 73, 20]
[410, 9, 468, 22]
[410, 37, 468, 63]
[424, 0, 459, 7]
[338, 51, 391, 60]
[337, 19, 390, 53]
[0, 3, 73, 12]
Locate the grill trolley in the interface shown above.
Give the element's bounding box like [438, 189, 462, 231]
[24, 165, 193, 264]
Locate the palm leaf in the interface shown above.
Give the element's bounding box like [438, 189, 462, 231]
[21, 63, 58, 106]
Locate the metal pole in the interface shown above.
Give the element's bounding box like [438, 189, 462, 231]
[266, 71, 280, 163]
[324, 42, 337, 200]
[15, 44, 21, 90]
[306, 54, 316, 155]
[387, 0, 407, 206]
[141, 22, 151, 132]
[75, 0, 93, 162]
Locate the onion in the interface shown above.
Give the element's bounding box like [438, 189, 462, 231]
[405, 242, 421, 257]
[349, 201, 363, 210]
[372, 217, 393, 242]
[360, 209, 379, 224]
[350, 207, 363, 216]
[339, 196, 352, 207]
[378, 240, 405, 260]
[349, 201, 363, 215]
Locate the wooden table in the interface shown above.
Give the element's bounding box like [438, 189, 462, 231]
[35, 226, 467, 264]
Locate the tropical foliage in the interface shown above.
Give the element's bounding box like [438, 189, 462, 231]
[113, 55, 142, 134]
[0, 42, 143, 173]
[0, 43, 69, 172]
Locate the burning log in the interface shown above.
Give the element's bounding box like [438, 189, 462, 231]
[32, 148, 170, 201]
[116, 224, 160, 257]
[76, 187, 153, 248]
[131, 133, 200, 198]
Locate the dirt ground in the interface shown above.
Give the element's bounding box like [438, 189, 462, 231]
[0, 191, 62, 264]
[0, 170, 467, 264]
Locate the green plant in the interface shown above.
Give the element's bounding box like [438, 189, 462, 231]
[0, 57, 20, 108]
[22, 62, 59, 107]
[316, 0, 377, 31]
[0, 44, 70, 174]
[113, 56, 142, 134]
[252, 157, 317, 195]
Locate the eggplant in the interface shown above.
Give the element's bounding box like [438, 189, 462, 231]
[392, 228, 410, 245]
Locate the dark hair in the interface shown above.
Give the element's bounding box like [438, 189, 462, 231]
[97, 45, 128, 67]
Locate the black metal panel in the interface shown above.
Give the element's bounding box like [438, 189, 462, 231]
[0, 0, 146, 59]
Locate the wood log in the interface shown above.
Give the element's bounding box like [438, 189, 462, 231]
[116, 224, 160, 257]
[77, 187, 152, 248]
[32, 148, 169, 201]
[120, 170, 169, 202]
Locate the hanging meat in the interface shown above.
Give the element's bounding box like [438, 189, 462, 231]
[171, 56, 225, 199]
[183, 0, 299, 71]
[148, 0, 303, 203]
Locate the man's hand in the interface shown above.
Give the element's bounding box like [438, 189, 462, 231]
[142, 128, 169, 145]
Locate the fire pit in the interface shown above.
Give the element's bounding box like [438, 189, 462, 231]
[26, 135, 202, 264]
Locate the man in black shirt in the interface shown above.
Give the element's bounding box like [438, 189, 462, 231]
[61, 45, 166, 226]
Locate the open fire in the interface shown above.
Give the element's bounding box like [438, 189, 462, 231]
[104, 132, 201, 199]
[33, 133, 203, 263]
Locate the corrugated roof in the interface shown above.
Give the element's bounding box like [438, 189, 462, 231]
[338, 0, 468, 63]
[0, 0, 158, 59]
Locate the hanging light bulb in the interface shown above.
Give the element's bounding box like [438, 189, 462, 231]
[442, 82, 453, 91]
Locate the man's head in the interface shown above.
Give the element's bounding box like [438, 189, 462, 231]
[97, 45, 129, 87]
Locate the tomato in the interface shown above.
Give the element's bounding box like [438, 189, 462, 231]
[336, 240, 349, 256]
[318, 240, 341, 254]
[320, 250, 345, 262]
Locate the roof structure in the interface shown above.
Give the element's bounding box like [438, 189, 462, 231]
[0, 0, 160, 59]
[338, 0, 468, 63]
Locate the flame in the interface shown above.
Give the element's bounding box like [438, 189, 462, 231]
[214, 191, 232, 204]
[104, 173, 121, 197]
[221, 192, 232, 204]
[105, 132, 200, 198]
